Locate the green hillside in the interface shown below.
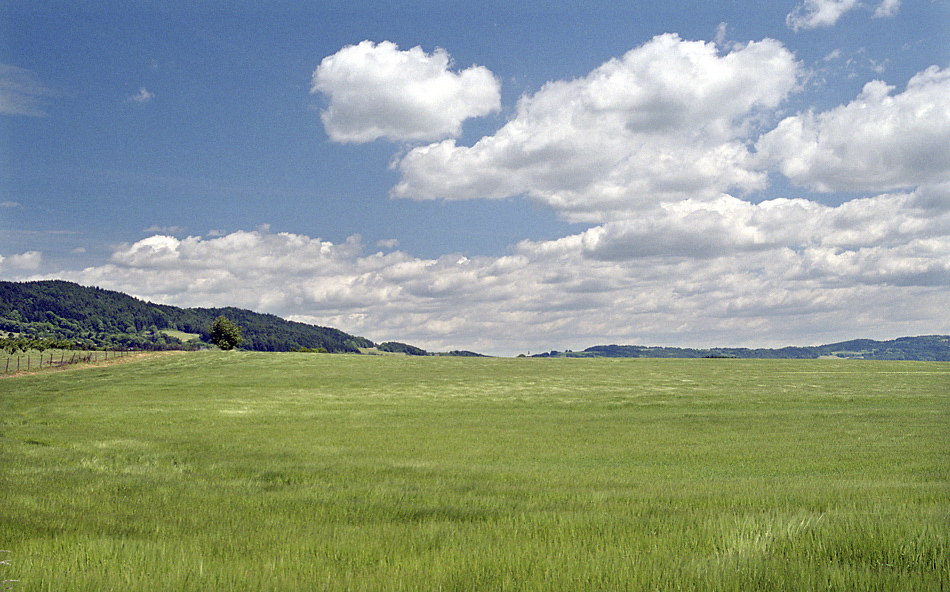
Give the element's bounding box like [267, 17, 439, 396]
[0, 280, 374, 352]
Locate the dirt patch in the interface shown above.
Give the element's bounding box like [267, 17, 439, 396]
[0, 350, 187, 379]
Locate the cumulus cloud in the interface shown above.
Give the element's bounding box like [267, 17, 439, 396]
[757, 65, 950, 193]
[570, 191, 950, 262]
[51, 181, 950, 354]
[0, 250, 43, 273]
[33, 42, 948, 354]
[0, 63, 53, 117]
[311, 40, 501, 143]
[392, 34, 800, 221]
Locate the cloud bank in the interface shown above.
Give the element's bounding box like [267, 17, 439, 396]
[48, 182, 948, 354]
[18, 35, 950, 354]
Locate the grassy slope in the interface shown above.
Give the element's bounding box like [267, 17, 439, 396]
[1, 354, 948, 591]
[159, 329, 201, 342]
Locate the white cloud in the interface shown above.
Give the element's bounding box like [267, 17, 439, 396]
[1, 201, 21, 208]
[0, 250, 43, 273]
[823, 49, 842, 62]
[311, 40, 501, 143]
[13, 251, 43, 269]
[757, 65, 950, 193]
[143, 224, 185, 234]
[48, 182, 949, 354]
[786, 0, 859, 31]
[715, 22, 729, 47]
[128, 87, 154, 103]
[873, 0, 901, 18]
[29, 39, 948, 355]
[568, 190, 950, 262]
[787, 0, 900, 30]
[392, 34, 800, 222]
[0, 63, 53, 117]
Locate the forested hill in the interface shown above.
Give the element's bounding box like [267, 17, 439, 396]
[0, 280, 374, 352]
[534, 336, 950, 361]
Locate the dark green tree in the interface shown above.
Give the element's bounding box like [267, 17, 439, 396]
[209, 316, 243, 350]
[1, 338, 20, 355]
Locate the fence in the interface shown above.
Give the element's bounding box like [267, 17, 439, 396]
[2, 350, 132, 375]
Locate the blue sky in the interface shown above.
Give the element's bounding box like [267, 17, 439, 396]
[2, 0, 949, 355]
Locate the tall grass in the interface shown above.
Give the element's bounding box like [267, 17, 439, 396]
[1, 353, 947, 590]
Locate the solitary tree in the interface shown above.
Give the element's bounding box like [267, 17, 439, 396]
[209, 316, 243, 350]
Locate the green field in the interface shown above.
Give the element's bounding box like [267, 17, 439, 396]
[158, 329, 201, 343]
[1, 353, 948, 590]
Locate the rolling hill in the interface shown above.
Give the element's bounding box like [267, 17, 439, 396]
[0, 280, 374, 352]
[534, 336, 950, 361]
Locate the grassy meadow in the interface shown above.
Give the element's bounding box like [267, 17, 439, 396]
[1, 352, 948, 590]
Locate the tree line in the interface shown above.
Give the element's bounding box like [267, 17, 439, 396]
[1, 336, 83, 355]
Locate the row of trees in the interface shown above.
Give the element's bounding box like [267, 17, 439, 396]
[1, 318, 243, 354]
[1, 337, 85, 355]
[1, 316, 242, 354]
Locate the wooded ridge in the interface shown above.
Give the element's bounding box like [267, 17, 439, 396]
[0, 280, 374, 352]
[533, 336, 950, 361]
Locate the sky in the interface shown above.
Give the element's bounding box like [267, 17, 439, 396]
[1, 0, 949, 356]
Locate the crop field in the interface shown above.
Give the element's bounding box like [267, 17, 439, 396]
[1, 353, 948, 591]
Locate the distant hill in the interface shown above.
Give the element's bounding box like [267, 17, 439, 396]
[377, 341, 428, 356]
[534, 336, 950, 361]
[0, 280, 375, 352]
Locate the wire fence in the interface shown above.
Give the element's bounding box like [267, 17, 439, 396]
[1, 349, 133, 375]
